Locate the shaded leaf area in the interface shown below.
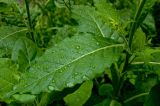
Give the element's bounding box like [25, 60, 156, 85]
[0, 26, 27, 57]
[145, 83, 160, 106]
[121, 48, 160, 105]
[127, 48, 160, 88]
[71, 3, 123, 42]
[9, 34, 123, 96]
[11, 37, 37, 71]
[132, 47, 160, 62]
[121, 54, 160, 106]
[64, 80, 93, 106]
[0, 58, 20, 103]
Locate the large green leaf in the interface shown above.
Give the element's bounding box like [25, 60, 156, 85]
[72, 5, 123, 42]
[0, 58, 20, 102]
[9, 34, 123, 96]
[64, 80, 93, 106]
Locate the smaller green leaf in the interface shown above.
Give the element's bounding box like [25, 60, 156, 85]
[13, 94, 36, 103]
[142, 14, 156, 37]
[145, 83, 160, 106]
[98, 84, 113, 97]
[72, 5, 122, 42]
[133, 47, 160, 62]
[64, 81, 93, 106]
[11, 37, 37, 71]
[131, 28, 146, 52]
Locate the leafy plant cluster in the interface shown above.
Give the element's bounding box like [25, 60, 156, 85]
[0, 0, 160, 106]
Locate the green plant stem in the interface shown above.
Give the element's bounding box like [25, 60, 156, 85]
[25, 0, 35, 42]
[63, 0, 71, 11]
[122, 0, 147, 75]
[114, 0, 147, 102]
[124, 92, 149, 103]
[128, 0, 146, 49]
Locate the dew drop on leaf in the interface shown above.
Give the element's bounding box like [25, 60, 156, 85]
[92, 66, 96, 69]
[76, 45, 80, 50]
[13, 86, 17, 90]
[61, 55, 64, 58]
[96, 42, 99, 45]
[67, 82, 74, 87]
[48, 85, 54, 91]
[74, 72, 78, 75]
[64, 66, 67, 69]
[60, 70, 63, 73]
[82, 75, 89, 80]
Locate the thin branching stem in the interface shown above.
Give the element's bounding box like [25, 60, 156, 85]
[114, 0, 147, 101]
[124, 92, 149, 103]
[25, 0, 35, 42]
[128, 0, 146, 49]
[123, 0, 147, 73]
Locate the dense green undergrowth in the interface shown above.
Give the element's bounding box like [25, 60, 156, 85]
[0, 0, 160, 106]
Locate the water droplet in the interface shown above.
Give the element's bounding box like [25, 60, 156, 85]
[76, 45, 80, 49]
[61, 55, 64, 58]
[92, 66, 96, 69]
[96, 42, 99, 45]
[48, 85, 54, 91]
[60, 70, 63, 73]
[82, 75, 89, 80]
[145, 74, 148, 78]
[13, 74, 20, 81]
[75, 72, 78, 75]
[67, 82, 74, 87]
[13, 86, 17, 90]
[64, 67, 67, 69]
[52, 80, 55, 83]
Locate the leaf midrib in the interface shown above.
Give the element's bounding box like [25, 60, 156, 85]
[73, 6, 106, 37]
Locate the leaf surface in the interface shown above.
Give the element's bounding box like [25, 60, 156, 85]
[11, 34, 123, 95]
[72, 5, 123, 42]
